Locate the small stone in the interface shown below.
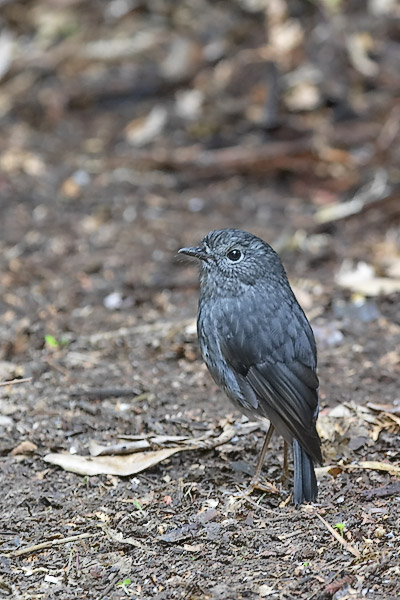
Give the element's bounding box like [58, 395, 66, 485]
[374, 526, 385, 538]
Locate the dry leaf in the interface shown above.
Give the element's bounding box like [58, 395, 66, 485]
[101, 525, 143, 548]
[89, 439, 151, 456]
[348, 278, 400, 296]
[285, 82, 320, 112]
[183, 543, 203, 552]
[45, 424, 238, 476]
[44, 448, 182, 476]
[354, 461, 400, 475]
[125, 106, 167, 146]
[89, 435, 190, 457]
[336, 260, 400, 295]
[315, 465, 337, 477]
[0, 361, 25, 381]
[367, 402, 400, 415]
[159, 522, 200, 543]
[347, 33, 378, 77]
[259, 584, 277, 597]
[327, 466, 343, 478]
[11, 440, 38, 456]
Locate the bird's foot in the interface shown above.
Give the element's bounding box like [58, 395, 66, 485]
[279, 469, 289, 484]
[235, 478, 279, 498]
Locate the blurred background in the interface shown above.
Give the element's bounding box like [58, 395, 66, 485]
[0, 0, 399, 391]
[1, 2, 400, 597]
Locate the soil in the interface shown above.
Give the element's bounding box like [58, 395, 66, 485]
[0, 2, 400, 599]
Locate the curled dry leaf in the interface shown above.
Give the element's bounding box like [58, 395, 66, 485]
[89, 439, 151, 456]
[317, 401, 399, 443]
[101, 525, 143, 548]
[44, 424, 237, 477]
[89, 434, 190, 457]
[125, 106, 167, 146]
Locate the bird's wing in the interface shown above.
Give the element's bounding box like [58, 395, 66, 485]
[218, 298, 322, 463]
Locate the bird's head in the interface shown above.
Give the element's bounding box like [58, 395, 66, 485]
[179, 229, 285, 294]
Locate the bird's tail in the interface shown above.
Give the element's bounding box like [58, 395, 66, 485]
[293, 439, 318, 506]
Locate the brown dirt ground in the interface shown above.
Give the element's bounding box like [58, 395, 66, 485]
[0, 171, 399, 600]
[1, 2, 400, 599]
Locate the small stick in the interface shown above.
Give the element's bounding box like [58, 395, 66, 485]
[8, 532, 98, 557]
[45, 358, 70, 378]
[239, 493, 277, 515]
[70, 387, 141, 399]
[314, 513, 360, 558]
[0, 377, 32, 387]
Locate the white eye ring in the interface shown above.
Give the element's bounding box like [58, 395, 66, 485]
[226, 248, 243, 262]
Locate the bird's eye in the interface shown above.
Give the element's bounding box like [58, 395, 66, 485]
[226, 248, 242, 262]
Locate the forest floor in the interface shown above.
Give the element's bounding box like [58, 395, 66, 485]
[0, 1, 399, 598]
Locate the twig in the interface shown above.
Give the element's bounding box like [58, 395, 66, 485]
[70, 387, 141, 399]
[277, 529, 304, 541]
[45, 359, 71, 378]
[101, 573, 121, 600]
[0, 377, 32, 387]
[314, 169, 394, 225]
[6, 532, 99, 557]
[239, 493, 278, 515]
[133, 137, 315, 176]
[314, 513, 360, 558]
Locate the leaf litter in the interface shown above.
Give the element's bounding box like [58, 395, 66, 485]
[44, 423, 249, 476]
[1, 0, 400, 598]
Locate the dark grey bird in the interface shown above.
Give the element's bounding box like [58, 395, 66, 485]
[179, 228, 322, 505]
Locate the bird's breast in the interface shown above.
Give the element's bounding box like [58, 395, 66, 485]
[198, 298, 247, 395]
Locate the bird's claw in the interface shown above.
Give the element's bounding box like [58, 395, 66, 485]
[235, 478, 279, 498]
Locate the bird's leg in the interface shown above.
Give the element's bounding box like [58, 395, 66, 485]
[242, 423, 278, 495]
[251, 423, 274, 484]
[280, 440, 289, 483]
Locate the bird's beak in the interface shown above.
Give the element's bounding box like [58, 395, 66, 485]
[178, 246, 209, 261]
